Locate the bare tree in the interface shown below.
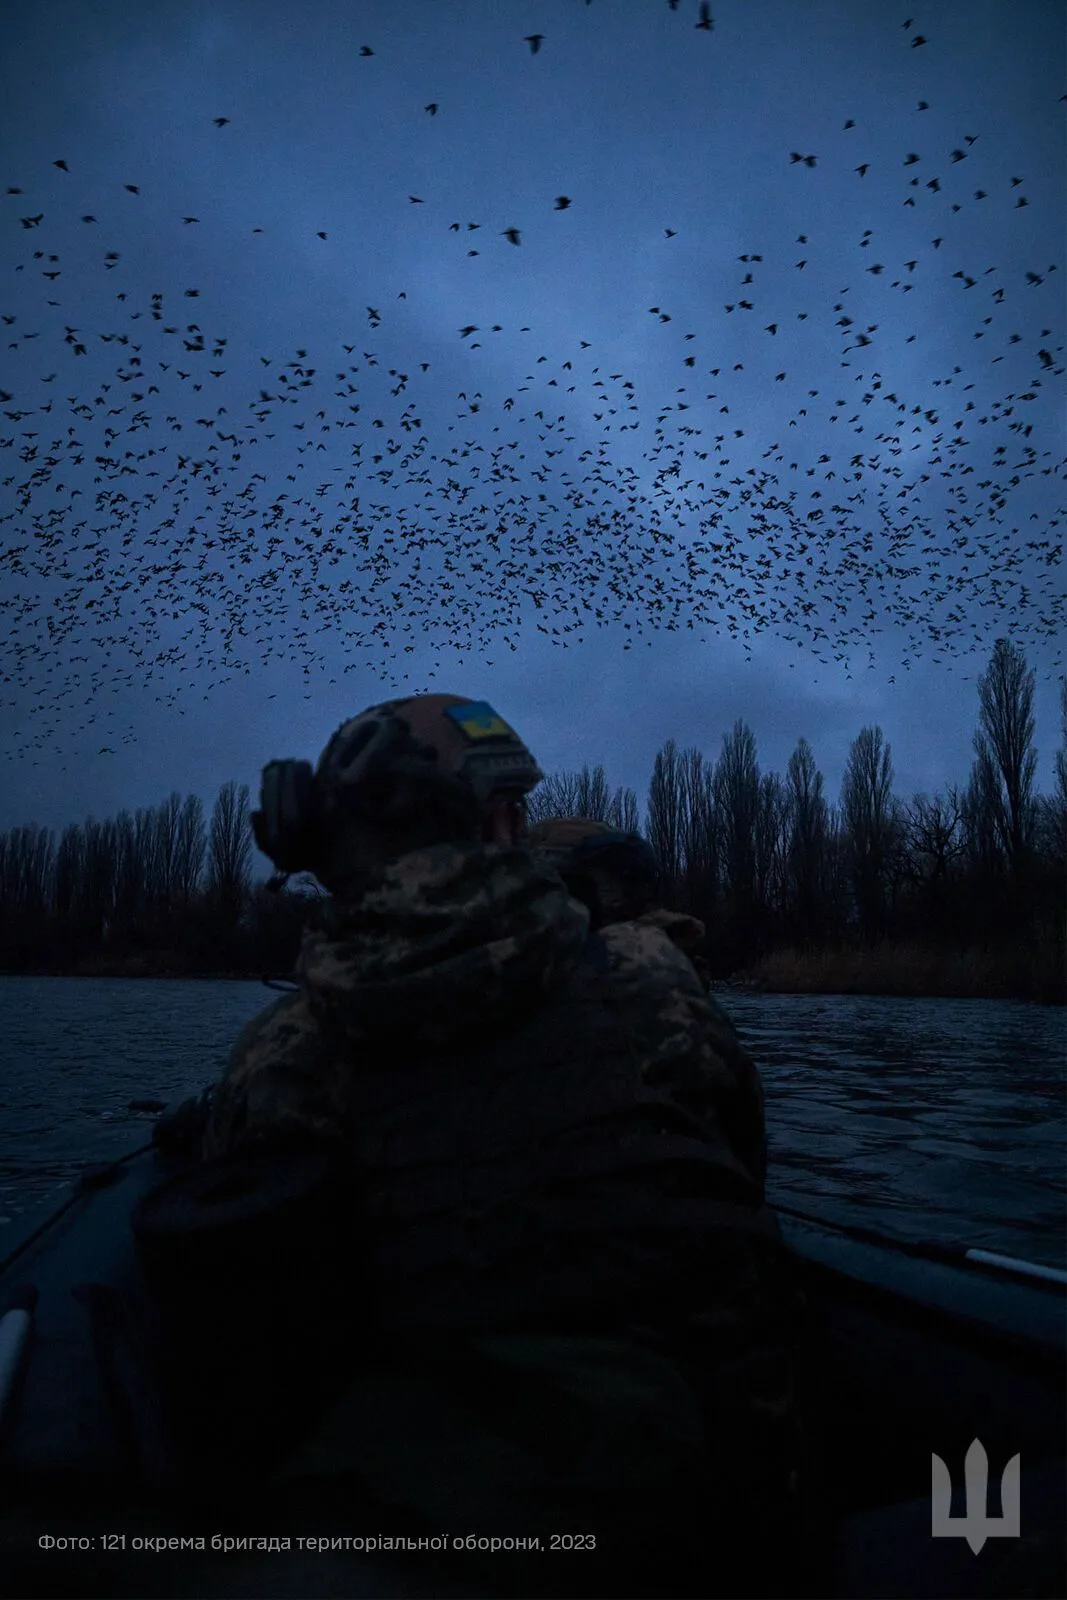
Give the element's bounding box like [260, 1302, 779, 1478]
[1044, 675, 1067, 868]
[841, 725, 895, 946]
[754, 771, 787, 942]
[903, 790, 965, 901]
[526, 764, 632, 828]
[974, 637, 1038, 878]
[1057, 676, 1067, 809]
[526, 770, 584, 824]
[678, 746, 717, 911]
[152, 792, 184, 906]
[110, 811, 136, 924]
[821, 805, 853, 943]
[784, 737, 828, 949]
[81, 819, 119, 938]
[609, 785, 641, 833]
[646, 738, 684, 901]
[572, 764, 615, 821]
[962, 738, 1004, 880]
[2, 825, 56, 916]
[206, 781, 253, 922]
[174, 794, 206, 905]
[713, 720, 759, 919]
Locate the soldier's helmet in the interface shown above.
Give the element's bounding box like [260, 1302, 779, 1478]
[527, 816, 661, 928]
[252, 694, 543, 888]
[318, 693, 542, 833]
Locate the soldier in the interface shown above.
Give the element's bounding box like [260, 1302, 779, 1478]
[527, 815, 762, 1176]
[527, 815, 714, 987]
[184, 694, 809, 1597]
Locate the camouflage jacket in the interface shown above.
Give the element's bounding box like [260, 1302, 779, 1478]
[203, 841, 774, 1333]
[634, 906, 714, 989]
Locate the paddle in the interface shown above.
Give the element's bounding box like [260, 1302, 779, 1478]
[773, 1200, 1067, 1288]
[0, 1284, 37, 1428]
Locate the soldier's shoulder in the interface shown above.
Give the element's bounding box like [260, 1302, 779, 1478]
[224, 989, 321, 1075]
[594, 919, 707, 997]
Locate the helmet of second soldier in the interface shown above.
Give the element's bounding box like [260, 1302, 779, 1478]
[311, 694, 543, 892]
[527, 817, 661, 928]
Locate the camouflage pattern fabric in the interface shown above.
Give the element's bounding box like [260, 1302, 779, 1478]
[634, 905, 713, 989]
[199, 833, 804, 1582]
[203, 837, 764, 1195]
[203, 840, 588, 1157]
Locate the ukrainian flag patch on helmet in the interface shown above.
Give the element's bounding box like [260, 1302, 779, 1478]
[445, 701, 516, 741]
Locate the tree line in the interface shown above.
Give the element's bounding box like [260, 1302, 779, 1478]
[0, 639, 1063, 1000]
[529, 639, 1064, 1000]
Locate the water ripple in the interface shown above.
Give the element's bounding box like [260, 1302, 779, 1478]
[1, 978, 1063, 1268]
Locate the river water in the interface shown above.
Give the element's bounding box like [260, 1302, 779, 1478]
[1, 977, 1064, 1268]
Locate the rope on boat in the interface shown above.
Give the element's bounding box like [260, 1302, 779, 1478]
[0, 1144, 154, 1280]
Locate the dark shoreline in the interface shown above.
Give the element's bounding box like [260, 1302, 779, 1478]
[2, 963, 1060, 1003]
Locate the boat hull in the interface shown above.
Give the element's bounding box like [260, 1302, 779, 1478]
[0, 1147, 1063, 1597]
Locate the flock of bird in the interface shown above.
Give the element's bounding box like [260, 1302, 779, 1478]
[0, 7, 1063, 769]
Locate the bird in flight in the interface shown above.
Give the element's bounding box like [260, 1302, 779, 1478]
[696, 3, 714, 29]
[525, 34, 544, 54]
[213, 117, 230, 127]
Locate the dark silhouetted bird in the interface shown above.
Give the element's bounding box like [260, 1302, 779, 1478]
[503, 228, 521, 245]
[425, 103, 438, 115]
[696, 3, 714, 30]
[525, 34, 544, 54]
[554, 196, 571, 209]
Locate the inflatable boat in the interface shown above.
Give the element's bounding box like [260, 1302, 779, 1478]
[0, 1132, 1063, 1599]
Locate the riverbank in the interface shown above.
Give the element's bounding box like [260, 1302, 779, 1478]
[6, 936, 1063, 1003]
[731, 939, 1065, 1005]
[4, 952, 260, 981]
